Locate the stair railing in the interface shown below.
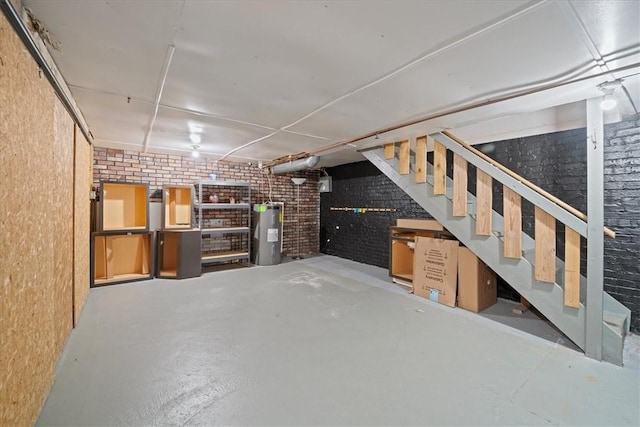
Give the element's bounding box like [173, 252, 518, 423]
[382, 132, 614, 312]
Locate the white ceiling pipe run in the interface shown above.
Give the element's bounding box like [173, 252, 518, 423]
[270, 156, 319, 174]
[142, 44, 175, 152]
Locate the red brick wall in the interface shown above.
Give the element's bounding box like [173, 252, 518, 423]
[93, 147, 320, 256]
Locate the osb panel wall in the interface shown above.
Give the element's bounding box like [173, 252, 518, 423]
[0, 14, 74, 426]
[53, 99, 74, 355]
[74, 124, 91, 325]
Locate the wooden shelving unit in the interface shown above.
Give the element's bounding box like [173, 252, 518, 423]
[162, 184, 193, 229]
[389, 226, 454, 288]
[91, 181, 153, 287]
[91, 231, 153, 286]
[98, 181, 148, 231]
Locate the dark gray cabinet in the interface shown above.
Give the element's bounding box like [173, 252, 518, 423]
[156, 229, 201, 279]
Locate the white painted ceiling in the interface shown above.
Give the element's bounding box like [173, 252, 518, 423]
[21, 0, 640, 167]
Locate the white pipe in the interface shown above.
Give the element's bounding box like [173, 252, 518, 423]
[142, 44, 175, 152]
[270, 156, 319, 174]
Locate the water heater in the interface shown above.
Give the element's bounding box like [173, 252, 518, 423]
[252, 204, 282, 265]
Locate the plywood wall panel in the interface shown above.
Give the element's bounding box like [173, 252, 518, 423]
[1, 14, 57, 426]
[1, 14, 79, 426]
[53, 99, 74, 356]
[74, 125, 91, 325]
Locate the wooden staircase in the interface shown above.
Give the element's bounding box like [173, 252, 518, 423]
[362, 131, 631, 365]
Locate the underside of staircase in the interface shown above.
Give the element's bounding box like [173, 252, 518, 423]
[362, 132, 631, 366]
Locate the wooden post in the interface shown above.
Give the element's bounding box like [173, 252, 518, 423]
[433, 140, 446, 195]
[399, 140, 410, 175]
[453, 154, 468, 216]
[585, 97, 604, 360]
[564, 227, 581, 308]
[384, 143, 395, 159]
[503, 186, 522, 259]
[534, 207, 556, 283]
[415, 136, 427, 183]
[476, 170, 492, 235]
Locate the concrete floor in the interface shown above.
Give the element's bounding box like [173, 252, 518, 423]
[38, 255, 639, 426]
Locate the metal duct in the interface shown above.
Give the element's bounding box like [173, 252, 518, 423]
[270, 156, 319, 174]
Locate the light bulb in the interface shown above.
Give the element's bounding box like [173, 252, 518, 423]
[192, 149, 200, 158]
[600, 96, 617, 111]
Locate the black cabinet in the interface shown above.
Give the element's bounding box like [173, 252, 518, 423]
[156, 229, 201, 279]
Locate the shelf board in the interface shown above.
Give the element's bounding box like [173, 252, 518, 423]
[164, 224, 193, 229]
[199, 180, 250, 187]
[392, 277, 413, 288]
[196, 203, 250, 210]
[102, 225, 148, 231]
[201, 227, 250, 235]
[159, 228, 198, 233]
[391, 235, 417, 243]
[392, 271, 413, 281]
[158, 269, 177, 277]
[93, 273, 152, 285]
[201, 251, 250, 263]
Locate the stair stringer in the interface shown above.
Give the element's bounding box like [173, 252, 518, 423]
[363, 147, 587, 350]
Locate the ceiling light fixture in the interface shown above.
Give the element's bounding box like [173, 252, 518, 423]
[597, 79, 623, 111]
[189, 133, 202, 144]
[600, 95, 617, 111]
[191, 144, 200, 158]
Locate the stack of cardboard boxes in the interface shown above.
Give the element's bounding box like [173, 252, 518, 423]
[393, 219, 497, 313]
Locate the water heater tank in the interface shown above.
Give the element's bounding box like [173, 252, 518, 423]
[252, 204, 282, 266]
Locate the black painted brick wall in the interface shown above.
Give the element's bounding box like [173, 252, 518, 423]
[320, 162, 430, 268]
[321, 113, 640, 332]
[602, 116, 640, 332]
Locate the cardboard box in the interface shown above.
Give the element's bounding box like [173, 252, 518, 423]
[412, 237, 459, 307]
[457, 247, 497, 313]
[396, 218, 444, 231]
